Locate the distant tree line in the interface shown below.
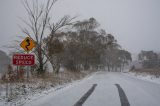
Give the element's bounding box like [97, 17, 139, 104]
[138, 51, 160, 68]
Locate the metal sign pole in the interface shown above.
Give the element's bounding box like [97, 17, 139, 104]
[17, 66, 19, 80]
[27, 52, 29, 82]
[27, 66, 29, 82]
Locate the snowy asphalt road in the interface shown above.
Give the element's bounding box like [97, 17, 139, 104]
[25, 72, 160, 106]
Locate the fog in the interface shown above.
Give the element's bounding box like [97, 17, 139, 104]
[0, 0, 160, 54]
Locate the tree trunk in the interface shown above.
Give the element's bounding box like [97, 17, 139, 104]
[37, 45, 44, 74]
[55, 64, 60, 74]
[107, 64, 110, 72]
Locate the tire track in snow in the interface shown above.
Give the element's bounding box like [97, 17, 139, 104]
[115, 84, 130, 106]
[74, 84, 97, 106]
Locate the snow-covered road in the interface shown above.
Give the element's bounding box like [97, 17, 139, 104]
[25, 72, 160, 106]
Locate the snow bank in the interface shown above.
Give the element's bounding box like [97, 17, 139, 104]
[124, 72, 160, 84]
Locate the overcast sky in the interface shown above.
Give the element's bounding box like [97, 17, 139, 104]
[0, 0, 160, 54]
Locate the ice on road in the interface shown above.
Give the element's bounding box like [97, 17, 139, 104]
[25, 72, 160, 106]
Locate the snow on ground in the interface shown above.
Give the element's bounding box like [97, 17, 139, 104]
[0, 71, 95, 106]
[1, 71, 160, 106]
[124, 72, 160, 84]
[24, 71, 160, 106]
[23, 72, 97, 106]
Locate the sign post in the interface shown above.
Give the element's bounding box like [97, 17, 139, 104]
[13, 36, 36, 81]
[21, 37, 35, 81]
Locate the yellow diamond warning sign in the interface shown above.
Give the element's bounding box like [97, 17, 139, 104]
[20, 37, 36, 52]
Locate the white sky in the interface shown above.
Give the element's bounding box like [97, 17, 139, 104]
[0, 0, 160, 54]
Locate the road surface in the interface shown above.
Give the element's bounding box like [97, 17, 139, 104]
[25, 72, 160, 106]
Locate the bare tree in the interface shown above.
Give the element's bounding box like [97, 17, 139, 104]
[20, 0, 76, 74]
[20, 0, 57, 74]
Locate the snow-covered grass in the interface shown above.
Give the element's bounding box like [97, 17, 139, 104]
[124, 71, 160, 85]
[0, 71, 92, 106]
